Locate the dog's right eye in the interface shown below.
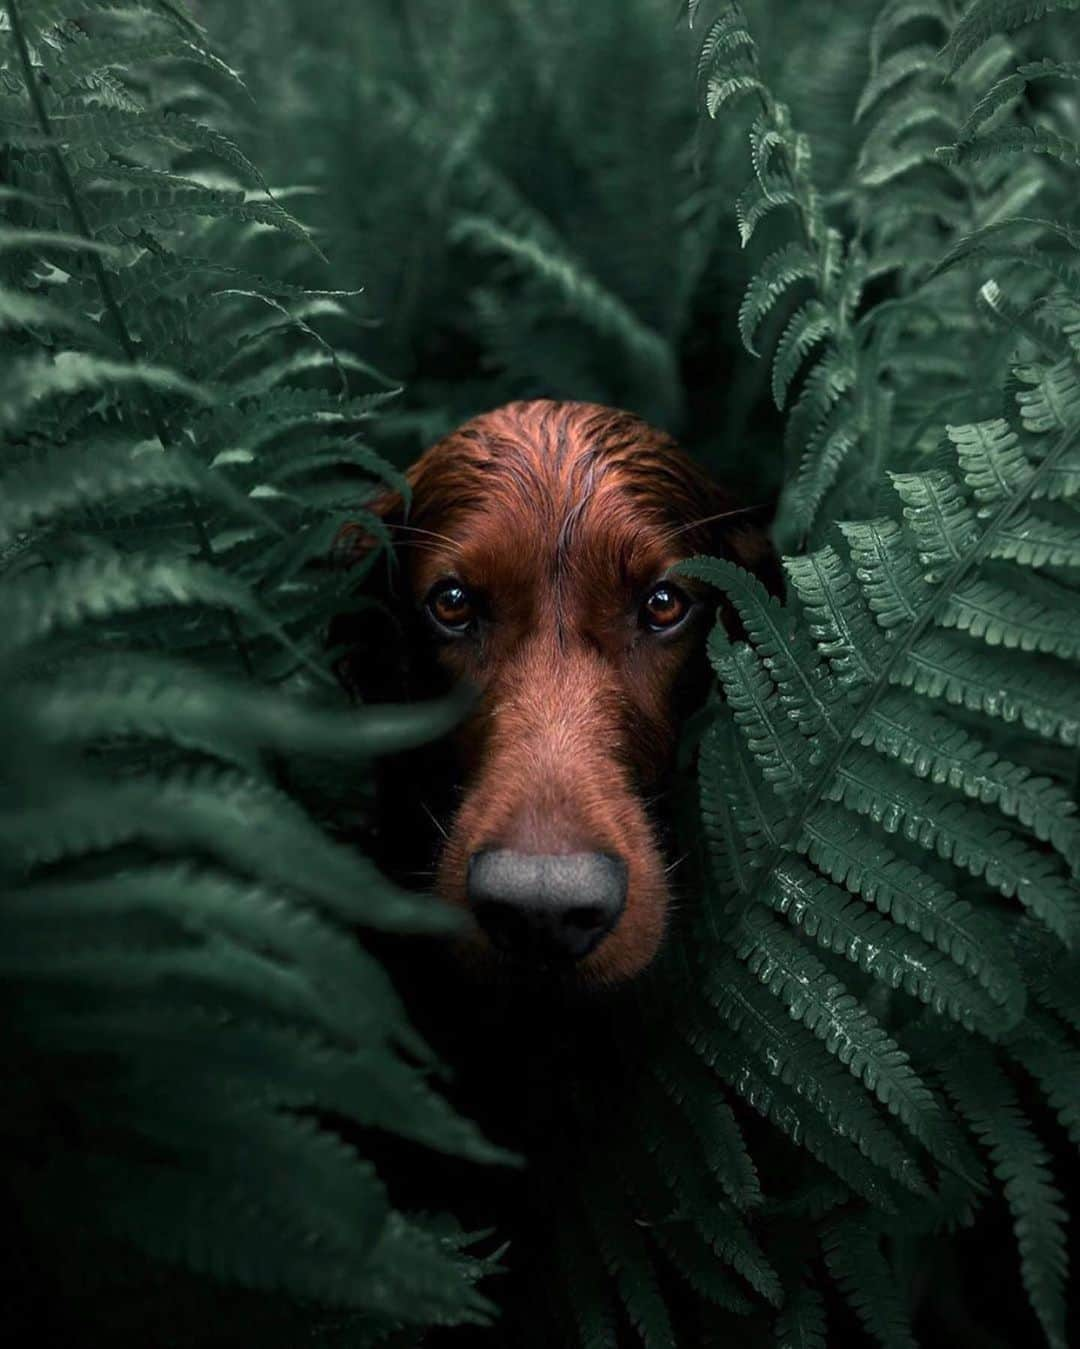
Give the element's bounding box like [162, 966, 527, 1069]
[426, 580, 477, 635]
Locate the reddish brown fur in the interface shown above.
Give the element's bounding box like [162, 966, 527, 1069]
[343, 399, 773, 985]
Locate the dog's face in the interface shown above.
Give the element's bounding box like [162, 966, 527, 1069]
[347, 400, 775, 986]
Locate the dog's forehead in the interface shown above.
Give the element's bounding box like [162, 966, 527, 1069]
[417, 402, 707, 523]
[406, 400, 720, 596]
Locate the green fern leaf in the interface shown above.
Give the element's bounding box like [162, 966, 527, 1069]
[942, 0, 1080, 74]
[822, 1215, 917, 1349]
[939, 575, 1080, 657]
[0, 282, 99, 338]
[652, 1044, 763, 1209]
[705, 71, 764, 116]
[989, 510, 1080, 568]
[941, 1040, 1069, 1349]
[783, 545, 885, 689]
[557, 1218, 619, 1349]
[699, 715, 787, 898]
[799, 800, 1024, 1015]
[710, 638, 815, 794]
[735, 171, 797, 247]
[586, 1175, 676, 1349]
[1005, 1011, 1080, 1151]
[785, 403, 862, 544]
[762, 857, 1013, 1032]
[25, 653, 471, 764]
[890, 469, 982, 577]
[870, 0, 951, 67]
[0, 439, 272, 549]
[948, 419, 1035, 507]
[45, 33, 245, 90]
[449, 214, 679, 415]
[828, 749, 1080, 943]
[773, 1273, 827, 1349]
[1015, 357, 1080, 435]
[734, 907, 966, 1170]
[771, 300, 833, 409]
[897, 630, 1080, 745]
[940, 124, 1080, 171]
[853, 691, 1080, 865]
[694, 947, 931, 1197]
[681, 557, 844, 739]
[4, 766, 459, 934]
[738, 243, 818, 356]
[855, 44, 938, 123]
[839, 518, 933, 628]
[0, 225, 118, 256]
[652, 1221, 756, 1316]
[0, 351, 209, 428]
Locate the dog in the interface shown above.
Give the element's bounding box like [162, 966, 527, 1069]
[337, 399, 777, 987]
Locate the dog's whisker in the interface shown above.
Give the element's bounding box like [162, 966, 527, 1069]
[665, 852, 689, 875]
[661, 502, 768, 546]
[418, 799, 450, 841]
[388, 522, 462, 550]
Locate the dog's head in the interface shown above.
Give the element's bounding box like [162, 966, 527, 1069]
[340, 399, 777, 985]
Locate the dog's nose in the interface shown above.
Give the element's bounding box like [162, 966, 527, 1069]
[467, 849, 627, 961]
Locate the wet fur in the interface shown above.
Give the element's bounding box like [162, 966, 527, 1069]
[337, 399, 780, 984]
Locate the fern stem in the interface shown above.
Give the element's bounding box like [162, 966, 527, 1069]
[4, 0, 159, 410]
[745, 415, 1080, 911]
[4, 0, 254, 677]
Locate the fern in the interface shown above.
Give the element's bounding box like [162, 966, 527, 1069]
[674, 3, 1080, 1345]
[6, 0, 1080, 1345]
[1, 0, 508, 1336]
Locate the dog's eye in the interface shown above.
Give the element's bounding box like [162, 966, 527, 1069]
[426, 580, 476, 634]
[641, 583, 690, 633]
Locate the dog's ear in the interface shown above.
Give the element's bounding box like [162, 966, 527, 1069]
[332, 485, 406, 576]
[329, 487, 415, 703]
[718, 517, 786, 600]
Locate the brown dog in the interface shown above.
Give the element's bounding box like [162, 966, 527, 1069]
[340, 399, 776, 986]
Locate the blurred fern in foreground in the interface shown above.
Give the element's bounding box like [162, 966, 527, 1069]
[0, 0, 508, 1339]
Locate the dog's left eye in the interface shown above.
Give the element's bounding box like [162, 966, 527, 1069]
[641, 583, 691, 633]
[426, 580, 476, 634]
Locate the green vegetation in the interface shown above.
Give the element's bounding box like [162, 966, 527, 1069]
[2, 1, 1078, 1344]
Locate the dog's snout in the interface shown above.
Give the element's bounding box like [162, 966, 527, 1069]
[467, 849, 627, 962]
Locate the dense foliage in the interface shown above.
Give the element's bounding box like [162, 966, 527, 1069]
[2, 0, 1079, 1346]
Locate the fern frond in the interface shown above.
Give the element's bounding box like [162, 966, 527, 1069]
[771, 300, 834, 409]
[773, 1273, 827, 1349]
[738, 243, 818, 356]
[0, 351, 210, 428]
[822, 1215, 917, 1349]
[939, 574, 1080, 656]
[828, 748, 1080, 943]
[783, 545, 885, 689]
[585, 1175, 676, 1349]
[942, 0, 1080, 74]
[855, 44, 939, 123]
[940, 124, 1080, 171]
[853, 691, 1080, 864]
[762, 857, 1013, 1033]
[682, 556, 844, 739]
[897, 630, 1080, 745]
[941, 1039, 1069, 1349]
[1005, 1011, 1080, 1151]
[870, 0, 952, 68]
[710, 637, 814, 794]
[839, 518, 932, 628]
[694, 951, 930, 1198]
[735, 908, 966, 1170]
[799, 801, 1024, 1014]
